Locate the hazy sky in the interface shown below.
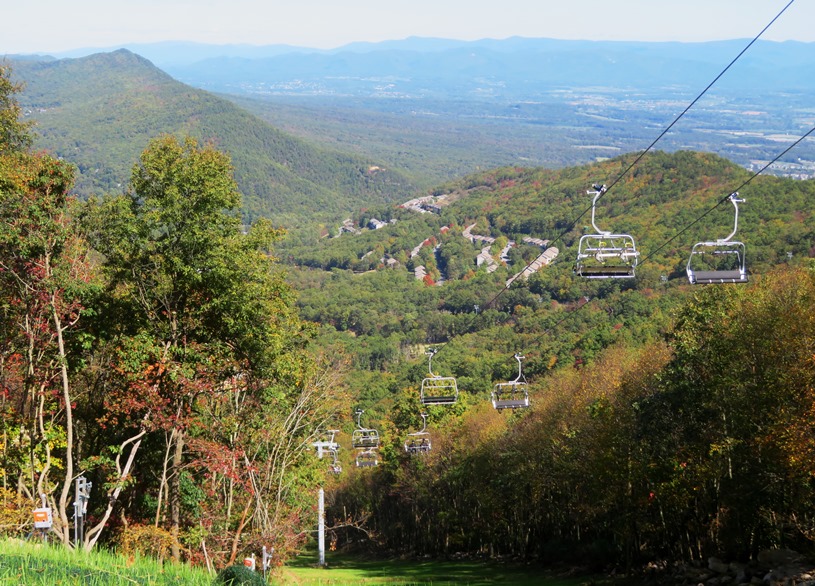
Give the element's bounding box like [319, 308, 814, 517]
[3, 0, 811, 55]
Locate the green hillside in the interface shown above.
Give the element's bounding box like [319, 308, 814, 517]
[284, 150, 815, 279]
[281, 150, 815, 422]
[10, 50, 419, 223]
[284, 152, 815, 568]
[226, 94, 601, 189]
[284, 149, 815, 452]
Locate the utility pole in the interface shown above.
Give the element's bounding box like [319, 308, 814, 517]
[318, 488, 325, 567]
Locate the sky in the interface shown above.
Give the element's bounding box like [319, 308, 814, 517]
[3, 0, 812, 55]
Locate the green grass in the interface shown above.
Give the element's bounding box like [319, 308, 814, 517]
[278, 551, 613, 585]
[0, 539, 211, 585]
[0, 539, 620, 585]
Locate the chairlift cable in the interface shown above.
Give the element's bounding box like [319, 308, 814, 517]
[639, 124, 815, 267]
[508, 119, 815, 373]
[415, 0, 799, 380]
[475, 0, 796, 311]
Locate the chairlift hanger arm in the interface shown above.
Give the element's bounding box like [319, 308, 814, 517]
[718, 192, 744, 244]
[512, 353, 526, 384]
[417, 412, 428, 433]
[588, 184, 609, 235]
[426, 347, 439, 377]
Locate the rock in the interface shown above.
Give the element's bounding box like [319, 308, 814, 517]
[757, 549, 804, 567]
[727, 562, 749, 584]
[709, 557, 730, 574]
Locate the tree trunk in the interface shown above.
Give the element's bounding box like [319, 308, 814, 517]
[54, 299, 75, 547]
[84, 428, 146, 551]
[170, 427, 185, 561]
[155, 429, 175, 527]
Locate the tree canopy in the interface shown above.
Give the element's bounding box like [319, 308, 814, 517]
[1, 74, 348, 565]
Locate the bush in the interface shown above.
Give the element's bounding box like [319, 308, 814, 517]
[116, 524, 177, 562]
[213, 563, 266, 585]
[0, 487, 32, 539]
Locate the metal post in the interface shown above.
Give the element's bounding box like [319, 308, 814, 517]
[74, 477, 82, 547]
[262, 545, 273, 581]
[318, 487, 325, 567]
[73, 476, 92, 548]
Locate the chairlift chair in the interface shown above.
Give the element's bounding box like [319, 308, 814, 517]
[686, 193, 748, 284]
[312, 429, 339, 457]
[351, 409, 380, 449]
[575, 184, 640, 279]
[420, 348, 458, 406]
[328, 448, 342, 474]
[404, 413, 432, 455]
[491, 353, 530, 410]
[355, 449, 379, 468]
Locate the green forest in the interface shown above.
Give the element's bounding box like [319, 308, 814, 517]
[3, 56, 815, 583]
[10, 50, 419, 225]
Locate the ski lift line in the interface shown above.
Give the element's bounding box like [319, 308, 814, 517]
[518, 122, 815, 358]
[549, 0, 798, 260]
[506, 118, 815, 286]
[414, 1, 797, 363]
[639, 124, 815, 268]
[477, 2, 795, 302]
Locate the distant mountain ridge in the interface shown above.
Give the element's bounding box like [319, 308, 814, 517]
[169, 38, 814, 99]
[11, 37, 815, 98]
[10, 49, 419, 223]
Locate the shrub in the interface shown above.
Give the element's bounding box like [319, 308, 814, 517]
[117, 524, 177, 562]
[0, 487, 31, 538]
[213, 564, 266, 585]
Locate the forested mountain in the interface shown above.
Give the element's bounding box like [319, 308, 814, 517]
[9, 50, 419, 223]
[284, 148, 815, 438]
[282, 149, 814, 401]
[287, 151, 815, 569]
[283, 151, 814, 278]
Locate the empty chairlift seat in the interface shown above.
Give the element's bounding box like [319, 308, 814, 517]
[351, 428, 380, 449]
[420, 348, 458, 406]
[404, 413, 432, 455]
[687, 193, 748, 285]
[351, 409, 380, 449]
[491, 353, 531, 410]
[351, 409, 380, 469]
[575, 184, 640, 279]
[355, 449, 379, 468]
